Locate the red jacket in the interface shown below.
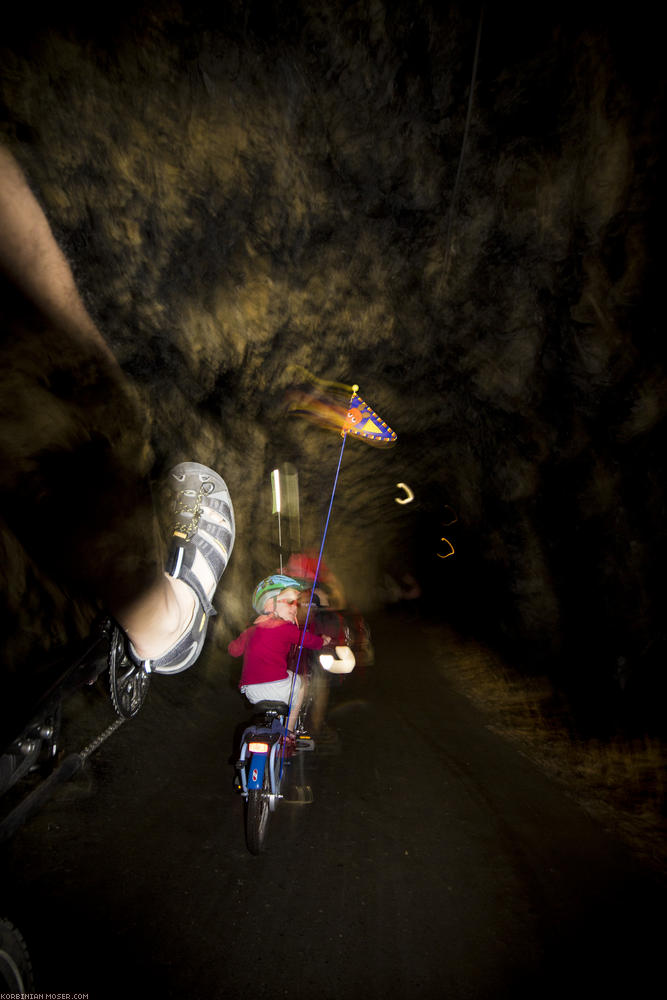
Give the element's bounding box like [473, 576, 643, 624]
[229, 615, 324, 687]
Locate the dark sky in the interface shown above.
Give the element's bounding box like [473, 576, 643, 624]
[1, 1, 664, 735]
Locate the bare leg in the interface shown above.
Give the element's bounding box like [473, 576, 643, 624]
[309, 667, 330, 735]
[119, 575, 195, 660]
[288, 676, 307, 732]
[0, 147, 119, 371]
[0, 147, 205, 660]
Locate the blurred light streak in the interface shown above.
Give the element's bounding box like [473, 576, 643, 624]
[271, 468, 281, 513]
[442, 505, 458, 525]
[271, 469, 283, 571]
[285, 365, 353, 433]
[395, 482, 414, 504]
[437, 538, 455, 559]
[282, 463, 301, 553]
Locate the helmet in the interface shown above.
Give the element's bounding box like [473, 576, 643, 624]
[252, 574, 303, 614]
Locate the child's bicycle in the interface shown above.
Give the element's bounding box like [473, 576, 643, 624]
[233, 638, 356, 854]
[234, 699, 314, 855]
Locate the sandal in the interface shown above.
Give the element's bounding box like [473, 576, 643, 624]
[130, 462, 235, 675]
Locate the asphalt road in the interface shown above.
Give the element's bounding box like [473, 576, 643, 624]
[1, 610, 663, 999]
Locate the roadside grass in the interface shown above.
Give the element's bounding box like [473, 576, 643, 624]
[426, 624, 667, 878]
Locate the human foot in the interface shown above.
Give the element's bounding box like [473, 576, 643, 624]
[127, 463, 235, 674]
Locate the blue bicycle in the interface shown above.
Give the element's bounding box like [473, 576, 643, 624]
[235, 699, 314, 854]
[234, 634, 357, 853]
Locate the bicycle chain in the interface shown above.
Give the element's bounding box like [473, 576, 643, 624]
[78, 717, 126, 761]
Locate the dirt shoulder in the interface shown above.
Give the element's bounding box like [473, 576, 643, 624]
[423, 621, 667, 881]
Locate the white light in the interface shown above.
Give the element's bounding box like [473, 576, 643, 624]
[331, 646, 356, 673]
[319, 654, 334, 670]
[395, 482, 414, 505]
[271, 469, 281, 514]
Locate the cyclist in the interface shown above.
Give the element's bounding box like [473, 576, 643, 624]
[284, 551, 346, 610]
[297, 587, 355, 736]
[0, 146, 234, 681]
[229, 575, 331, 734]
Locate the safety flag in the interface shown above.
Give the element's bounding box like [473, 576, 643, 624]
[286, 367, 397, 446]
[341, 386, 397, 445]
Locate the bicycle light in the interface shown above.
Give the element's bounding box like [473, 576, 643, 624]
[319, 647, 356, 674]
[248, 741, 270, 754]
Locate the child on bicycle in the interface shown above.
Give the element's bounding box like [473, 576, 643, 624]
[228, 574, 331, 734]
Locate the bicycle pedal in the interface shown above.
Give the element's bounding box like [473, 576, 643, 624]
[284, 784, 314, 804]
[296, 736, 315, 751]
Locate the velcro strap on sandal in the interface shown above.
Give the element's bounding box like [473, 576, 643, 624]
[127, 590, 211, 674]
[174, 562, 217, 617]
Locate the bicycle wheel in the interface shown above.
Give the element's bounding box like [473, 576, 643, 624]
[0, 918, 33, 993]
[246, 763, 271, 855]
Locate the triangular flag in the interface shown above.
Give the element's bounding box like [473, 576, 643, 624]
[285, 369, 397, 446]
[342, 387, 397, 445]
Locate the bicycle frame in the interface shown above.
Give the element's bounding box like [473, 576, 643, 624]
[235, 692, 319, 854]
[235, 700, 294, 855]
[237, 711, 286, 805]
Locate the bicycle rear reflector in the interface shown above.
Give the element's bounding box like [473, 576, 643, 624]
[248, 741, 269, 754]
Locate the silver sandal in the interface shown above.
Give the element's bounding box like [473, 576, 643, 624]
[130, 462, 235, 675]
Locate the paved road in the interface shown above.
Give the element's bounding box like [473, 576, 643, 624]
[1, 610, 663, 999]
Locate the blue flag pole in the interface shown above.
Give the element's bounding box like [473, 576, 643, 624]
[281, 429, 348, 766]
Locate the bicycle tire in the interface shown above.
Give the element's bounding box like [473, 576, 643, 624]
[0, 917, 33, 993]
[246, 761, 272, 854]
